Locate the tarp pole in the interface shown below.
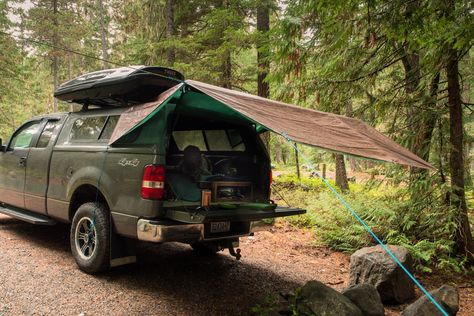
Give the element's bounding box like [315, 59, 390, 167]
[280, 131, 448, 316]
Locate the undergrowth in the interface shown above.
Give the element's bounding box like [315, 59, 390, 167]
[272, 173, 471, 274]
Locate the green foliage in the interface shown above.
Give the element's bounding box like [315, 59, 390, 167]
[0, 1, 51, 139]
[273, 174, 467, 273]
[250, 295, 281, 316]
[250, 290, 301, 316]
[115, 0, 257, 90]
[274, 173, 328, 191]
[267, 0, 474, 266]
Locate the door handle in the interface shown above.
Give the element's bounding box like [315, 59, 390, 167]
[19, 157, 27, 167]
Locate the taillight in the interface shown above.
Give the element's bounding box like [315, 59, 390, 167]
[141, 165, 166, 199]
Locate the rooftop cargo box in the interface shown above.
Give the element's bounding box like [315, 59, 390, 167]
[54, 66, 184, 107]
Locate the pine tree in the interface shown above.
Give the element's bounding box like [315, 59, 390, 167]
[27, 0, 101, 111]
[97, 0, 109, 69]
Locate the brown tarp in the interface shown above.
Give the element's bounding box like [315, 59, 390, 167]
[185, 80, 433, 169]
[109, 79, 432, 169]
[109, 83, 184, 144]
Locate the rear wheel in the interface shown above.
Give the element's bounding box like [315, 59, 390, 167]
[70, 202, 110, 274]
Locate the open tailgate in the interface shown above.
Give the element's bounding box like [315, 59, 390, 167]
[164, 204, 306, 224]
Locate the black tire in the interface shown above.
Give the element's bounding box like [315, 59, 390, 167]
[191, 241, 220, 256]
[70, 202, 110, 274]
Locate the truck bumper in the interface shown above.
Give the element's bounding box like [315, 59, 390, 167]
[137, 219, 254, 243]
[136, 206, 306, 243]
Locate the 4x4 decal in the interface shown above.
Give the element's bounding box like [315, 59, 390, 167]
[118, 158, 140, 167]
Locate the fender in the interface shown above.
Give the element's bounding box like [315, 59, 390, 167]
[47, 165, 114, 222]
[66, 165, 115, 208]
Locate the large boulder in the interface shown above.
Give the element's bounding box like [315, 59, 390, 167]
[349, 245, 415, 303]
[342, 283, 385, 316]
[295, 280, 362, 316]
[401, 285, 459, 316]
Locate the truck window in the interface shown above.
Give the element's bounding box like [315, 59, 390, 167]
[172, 130, 207, 151]
[69, 116, 107, 143]
[205, 130, 232, 151]
[8, 121, 42, 150]
[172, 129, 245, 152]
[205, 130, 246, 151]
[36, 120, 60, 148]
[99, 116, 120, 141]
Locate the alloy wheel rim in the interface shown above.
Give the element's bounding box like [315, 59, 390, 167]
[75, 217, 97, 260]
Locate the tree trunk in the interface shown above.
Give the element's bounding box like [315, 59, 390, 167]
[52, 0, 59, 113]
[98, 0, 109, 69]
[67, 56, 73, 111]
[275, 142, 283, 163]
[464, 140, 472, 187]
[348, 158, 360, 172]
[345, 101, 359, 172]
[294, 143, 300, 180]
[52, 58, 59, 112]
[335, 153, 349, 193]
[401, 50, 422, 159]
[409, 73, 440, 191]
[281, 145, 287, 164]
[165, 0, 175, 65]
[464, 76, 473, 188]
[401, 1, 421, 93]
[446, 47, 474, 262]
[411, 73, 440, 162]
[363, 91, 376, 171]
[401, 52, 420, 94]
[438, 118, 451, 204]
[221, 49, 231, 89]
[334, 105, 350, 192]
[257, 1, 270, 98]
[365, 90, 376, 124]
[19, 17, 26, 55]
[257, 0, 270, 150]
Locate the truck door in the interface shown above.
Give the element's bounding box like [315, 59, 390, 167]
[24, 118, 63, 214]
[0, 120, 43, 209]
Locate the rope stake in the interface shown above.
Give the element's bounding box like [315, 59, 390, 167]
[281, 131, 448, 316]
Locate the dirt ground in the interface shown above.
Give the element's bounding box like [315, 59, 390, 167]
[0, 214, 472, 316]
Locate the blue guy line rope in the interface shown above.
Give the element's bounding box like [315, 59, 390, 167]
[280, 131, 448, 316]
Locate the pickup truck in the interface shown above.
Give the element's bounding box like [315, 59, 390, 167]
[0, 66, 305, 274]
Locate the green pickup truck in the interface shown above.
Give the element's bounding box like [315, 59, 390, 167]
[0, 66, 305, 274]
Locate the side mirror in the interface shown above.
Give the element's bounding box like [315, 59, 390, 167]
[0, 138, 5, 152]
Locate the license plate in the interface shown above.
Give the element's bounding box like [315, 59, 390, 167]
[210, 221, 231, 233]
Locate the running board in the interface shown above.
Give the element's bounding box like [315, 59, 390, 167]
[0, 205, 56, 225]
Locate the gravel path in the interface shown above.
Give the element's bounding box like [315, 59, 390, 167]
[0, 214, 472, 315]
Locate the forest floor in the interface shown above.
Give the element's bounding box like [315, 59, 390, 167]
[0, 214, 472, 315]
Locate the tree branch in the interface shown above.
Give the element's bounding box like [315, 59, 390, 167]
[325, 55, 404, 84]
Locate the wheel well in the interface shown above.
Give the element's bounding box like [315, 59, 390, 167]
[69, 184, 109, 221]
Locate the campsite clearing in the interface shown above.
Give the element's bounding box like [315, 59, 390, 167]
[0, 214, 472, 315]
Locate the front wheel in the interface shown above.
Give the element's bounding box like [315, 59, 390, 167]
[70, 202, 110, 274]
